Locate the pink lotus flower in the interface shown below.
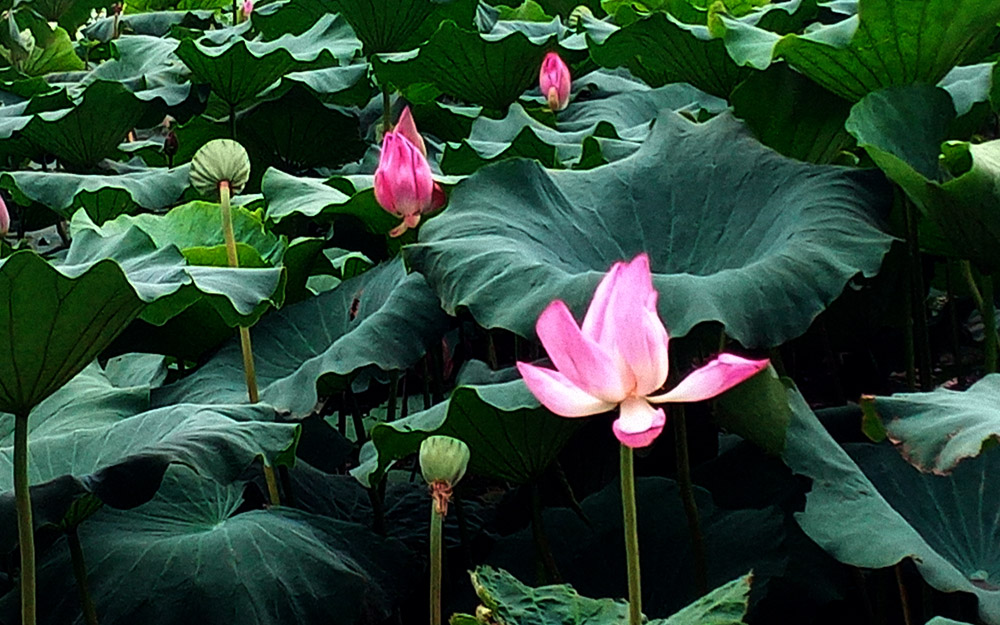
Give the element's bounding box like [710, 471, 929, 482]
[516, 254, 769, 448]
[241, 0, 253, 18]
[0, 194, 9, 237]
[374, 106, 445, 237]
[539, 52, 571, 112]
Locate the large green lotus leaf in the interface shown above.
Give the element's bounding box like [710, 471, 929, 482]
[175, 14, 360, 109]
[441, 79, 727, 172]
[0, 228, 193, 415]
[781, 383, 1000, 624]
[730, 63, 852, 163]
[82, 10, 217, 41]
[371, 20, 564, 110]
[767, 0, 1000, 102]
[866, 375, 1000, 474]
[256, 65, 372, 107]
[0, 366, 300, 550]
[0, 166, 190, 224]
[68, 213, 286, 328]
[939, 63, 993, 122]
[239, 84, 366, 172]
[352, 361, 582, 486]
[456, 566, 751, 625]
[845, 84, 1000, 270]
[22, 80, 147, 169]
[261, 168, 404, 233]
[406, 111, 893, 347]
[17, 0, 112, 32]
[81, 200, 285, 265]
[17, 23, 85, 76]
[152, 258, 450, 415]
[488, 476, 784, 618]
[85, 35, 192, 107]
[1, 465, 411, 625]
[588, 13, 746, 98]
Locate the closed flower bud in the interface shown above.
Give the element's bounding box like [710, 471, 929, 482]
[374, 108, 446, 237]
[163, 131, 178, 158]
[0, 194, 9, 237]
[419, 435, 470, 487]
[242, 0, 253, 19]
[190, 138, 251, 196]
[539, 52, 571, 112]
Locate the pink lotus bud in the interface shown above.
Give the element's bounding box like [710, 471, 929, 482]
[242, 0, 253, 18]
[374, 110, 445, 237]
[394, 106, 426, 157]
[539, 52, 571, 112]
[0, 194, 9, 237]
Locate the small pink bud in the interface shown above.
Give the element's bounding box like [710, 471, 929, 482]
[539, 52, 571, 112]
[0, 195, 9, 237]
[242, 0, 253, 18]
[374, 111, 445, 237]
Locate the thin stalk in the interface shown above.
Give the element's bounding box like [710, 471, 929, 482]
[386, 372, 399, 422]
[382, 88, 392, 136]
[620, 445, 642, 625]
[961, 261, 998, 373]
[554, 460, 590, 526]
[220, 182, 259, 402]
[67, 528, 99, 625]
[429, 502, 444, 625]
[349, 391, 367, 445]
[946, 262, 962, 367]
[421, 358, 432, 410]
[530, 485, 562, 583]
[399, 376, 410, 420]
[902, 197, 933, 390]
[231, 0, 237, 26]
[278, 466, 296, 506]
[14, 413, 35, 625]
[673, 407, 708, 596]
[263, 465, 281, 506]
[895, 564, 912, 625]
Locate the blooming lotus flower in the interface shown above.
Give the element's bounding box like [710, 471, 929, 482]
[0, 194, 9, 237]
[516, 254, 769, 448]
[374, 107, 445, 237]
[539, 51, 571, 112]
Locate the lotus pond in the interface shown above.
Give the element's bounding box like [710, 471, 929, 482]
[2, 0, 1000, 624]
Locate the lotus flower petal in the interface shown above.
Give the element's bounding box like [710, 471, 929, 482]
[612, 397, 666, 447]
[648, 353, 769, 404]
[517, 361, 615, 417]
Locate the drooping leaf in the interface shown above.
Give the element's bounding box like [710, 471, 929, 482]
[1, 465, 413, 625]
[153, 258, 449, 415]
[352, 361, 582, 486]
[309, 0, 478, 54]
[781, 382, 1000, 624]
[86, 34, 193, 107]
[406, 111, 893, 348]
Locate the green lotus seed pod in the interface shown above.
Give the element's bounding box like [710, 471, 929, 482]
[419, 436, 470, 486]
[190, 139, 251, 196]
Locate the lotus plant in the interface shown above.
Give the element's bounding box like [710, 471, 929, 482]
[539, 51, 571, 112]
[0, 194, 9, 238]
[420, 436, 470, 625]
[374, 107, 445, 237]
[241, 0, 253, 20]
[517, 253, 767, 624]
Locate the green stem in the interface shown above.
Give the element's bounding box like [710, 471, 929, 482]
[220, 182, 259, 402]
[14, 413, 35, 625]
[895, 563, 912, 625]
[67, 527, 99, 625]
[231, 0, 237, 26]
[429, 503, 444, 625]
[961, 261, 998, 373]
[620, 445, 642, 625]
[902, 197, 933, 390]
[674, 407, 708, 596]
[386, 371, 399, 422]
[382, 87, 392, 136]
[262, 465, 280, 506]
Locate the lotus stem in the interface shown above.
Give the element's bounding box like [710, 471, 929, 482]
[231, 0, 237, 26]
[386, 371, 399, 422]
[620, 444, 642, 625]
[530, 484, 561, 583]
[894, 563, 912, 625]
[219, 181, 259, 403]
[263, 465, 280, 506]
[960, 260, 998, 373]
[67, 527, 99, 625]
[902, 197, 932, 389]
[382, 87, 392, 136]
[429, 500, 444, 625]
[14, 412, 36, 625]
[673, 406, 708, 596]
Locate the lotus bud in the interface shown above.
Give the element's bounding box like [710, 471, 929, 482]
[241, 0, 253, 19]
[374, 114, 446, 237]
[190, 138, 251, 196]
[539, 52, 571, 112]
[163, 131, 178, 158]
[0, 194, 9, 237]
[420, 435, 470, 487]
[111, 2, 123, 15]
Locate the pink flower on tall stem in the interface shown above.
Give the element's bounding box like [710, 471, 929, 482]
[374, 106, 445, 237]
[516, 254, 768, 448]
[0, 194, 9, 237]
[539, 51, 571, 112]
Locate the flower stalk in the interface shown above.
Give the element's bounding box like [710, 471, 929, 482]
[429, 487, 445, 625]
[67, 527, 99, 625]
[673, 406, 708, 596]
[620, 445, 641, 625]
[14, 412, 35, 625]
[219, 181, 259, 403]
